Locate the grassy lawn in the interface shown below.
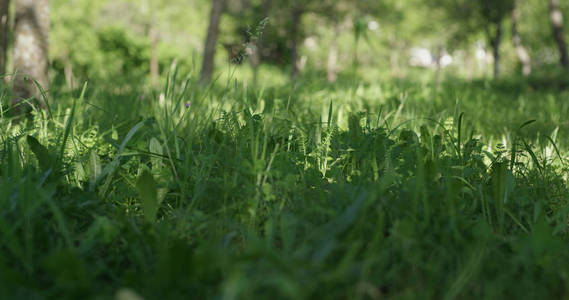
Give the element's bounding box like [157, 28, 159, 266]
[1, 70, 569, 299]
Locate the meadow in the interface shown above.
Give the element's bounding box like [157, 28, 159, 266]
[1, 66, 569, 299]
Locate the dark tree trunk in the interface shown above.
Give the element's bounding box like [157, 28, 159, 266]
[512, 3, 531, 75]
[13, 0, 49, 111]
[199, 0, 225, 85]
[289, 5, 304, 81]
[0, 0, 9, 76]
[434, 46, 443, 89]
[262, 0, 272, 16]
[64, 54, 73, 89]
[549, 0, 568, 67]
[490, 20, 503, 78]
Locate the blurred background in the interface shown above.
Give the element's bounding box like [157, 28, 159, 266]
[31, 0, 569, 89]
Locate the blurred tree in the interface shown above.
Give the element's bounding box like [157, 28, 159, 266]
[0, 0, 9, 76]
[327, 24, 340, 83]
[548, 0, 568, 67]
[121, 0, 189, 87]
[479, 0, 515, 77]
[149, 17, 159, 87]
[293, 0, 393, 79]
[50, 0, 204, 86]
[435, 0, 514, 77]
[51, 0, 103, 87]
[200, 0, 226, 85]
[287, 0, 347, 80]
[288, 2, 304, 80]
[13, 0, 49, 111]
[139, 0, 160, 87]
[43, 0, 568, 85]
[227, 0, 352, 81]
[350, 0, 396, 69]
[216, 0, 271, 84]
[512, 1, 531, 75]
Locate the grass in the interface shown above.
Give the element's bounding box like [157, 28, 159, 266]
[1, 69, 569, 299]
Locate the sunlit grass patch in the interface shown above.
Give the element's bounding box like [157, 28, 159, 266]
[1, 72, 569, 299]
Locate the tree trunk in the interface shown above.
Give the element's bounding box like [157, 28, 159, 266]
[289, 5, 303, 81]
[389, 36, 401, 77]
[490, 20, 503, 78]
[64, 54, 73, 89]
[0, 0, 10, 77]
[434, 46, 443, 90]
[262, 0, 272, 16]
[549, 0, 568, 67]
[199, 0, 225, 85]
[13, 0, 49, 111]
[327, 25, 340, 83]
[512, 4, 531, 76]
[247, 43, 260, 85]
[465, 50, 474, 81]
[245, 0, 272, 85]
[149, 18, 160, 88]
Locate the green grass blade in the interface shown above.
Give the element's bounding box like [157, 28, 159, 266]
[136, 169, 159, 223]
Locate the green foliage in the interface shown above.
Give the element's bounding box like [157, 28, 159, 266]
[51, 0, 205, 84]
[3, 0, 569, 297]
[47, 0, 569, 82]
[26, 135, 53, 172]
[136, 169, 160, 222]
